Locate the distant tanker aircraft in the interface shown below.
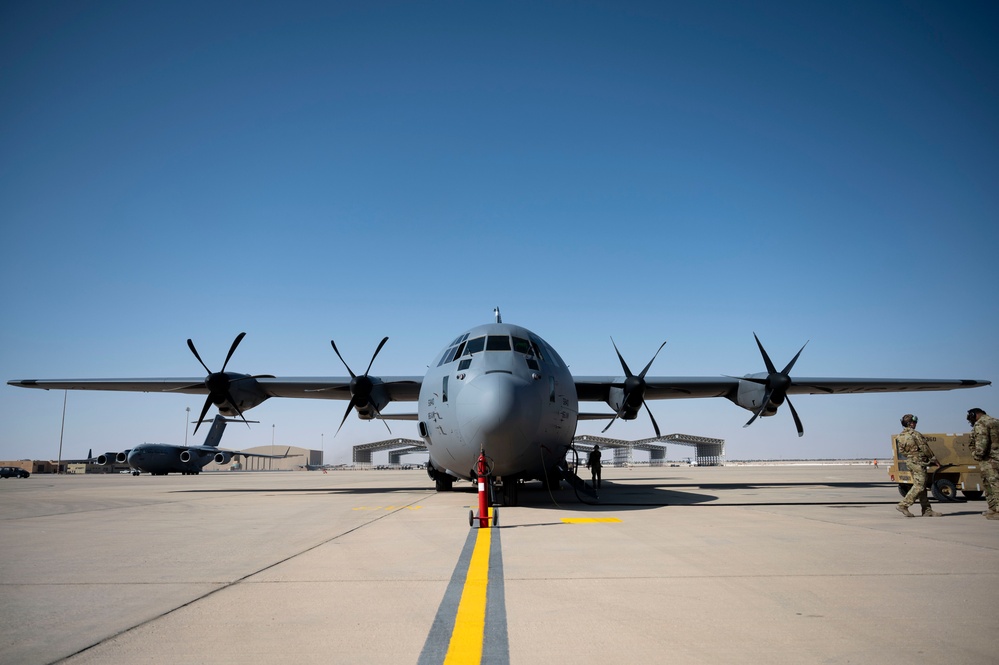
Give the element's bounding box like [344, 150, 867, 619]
[9, 308, 990, 502]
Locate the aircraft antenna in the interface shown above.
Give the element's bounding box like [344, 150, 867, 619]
[494, 307, 502, 323]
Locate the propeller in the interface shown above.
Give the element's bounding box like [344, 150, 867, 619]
[330, 336, 392, 436]
[185, 332, 255, 435]
[739, 333, 808, 437]
[602, 338, 667, 437]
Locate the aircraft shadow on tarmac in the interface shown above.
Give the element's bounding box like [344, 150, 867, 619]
[173, 479, 974, 512]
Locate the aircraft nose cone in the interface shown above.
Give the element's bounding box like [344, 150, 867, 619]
[457, 372, 538, 449]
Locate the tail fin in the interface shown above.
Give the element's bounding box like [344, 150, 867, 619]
[203, 415, 228, 448]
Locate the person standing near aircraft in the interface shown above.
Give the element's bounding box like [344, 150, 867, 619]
[587, 445, 602, 490]
[896, 414, 941, 517]
[967, 408, 999, 519]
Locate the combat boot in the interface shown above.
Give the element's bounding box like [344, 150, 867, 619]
[982, 509, 996, 516]
[896, 504, 914, 518]
[921, 508, 942, 517]
[986, 513, 999, 521]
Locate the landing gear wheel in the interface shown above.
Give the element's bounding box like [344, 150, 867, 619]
[501, 481, 519, 507]
[435, 477, 453, 492]
[931, 478, 958, 502]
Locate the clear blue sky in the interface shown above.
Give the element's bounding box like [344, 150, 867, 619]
[2, 1, 996, 463]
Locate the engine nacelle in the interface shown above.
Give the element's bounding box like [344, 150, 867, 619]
[728, 377, 779, 418]
[115, 451, 130, 464]
[605, 386, 641, 420]
[179, 449, 195, 464]
[96, 452, 116, 466]
[214, 374, 270, 416]
[214, 451, 233, 465]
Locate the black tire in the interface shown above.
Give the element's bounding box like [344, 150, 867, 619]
[897, 484, 912, 498]
[492, 507, 498, 528]
[963, 490, 984, 501]
[468, 509, 474, 527]
[435, 477, 453, 492]
[501, 481, 518, 507]
[931, 478, 959, 502]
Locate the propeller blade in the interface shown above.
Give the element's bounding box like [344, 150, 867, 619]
[744, 335, 808, 436]
[330, 340, 356, 378]
[638, 340, 667, 379]
[221, 332, 246, 373]
[611, 338, 634, 377]
[194, 395, 213, 435]
[781, 341, 808, 375]
[753, 333, 777, 374]
[644, 401, 662, 438]
[330, 337, 390, 436]
[223, 390, 251, 429]
[187, 333, 255, 433]
[604, 338, 667, 436]
[336, 397, 358, 436]
[187, 339, 211, 375]
[787, 397, 804, 437]
[743, 387, 774, 428]
[365, 337, 389, 376]
[601, 413, 621, 434]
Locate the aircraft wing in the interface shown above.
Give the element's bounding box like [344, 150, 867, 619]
[187, 445, 300, 460]
[573, 376, 990, 402]
[6, 377, 425, 402]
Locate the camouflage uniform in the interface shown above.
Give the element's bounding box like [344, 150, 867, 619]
[897, 426, 936, 515]
[970, 414, 999, 515]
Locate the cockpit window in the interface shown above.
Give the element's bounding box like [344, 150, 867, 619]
[465, 336, 485, 354]
[530, 335, 564, 368]
[486, 335, 511, 351]
[436, 333, 470, 366]
[512, 337, 531, 354]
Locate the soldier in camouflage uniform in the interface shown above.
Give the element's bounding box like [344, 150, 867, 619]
[896, 414, 941, 517]
[967, 408, 999, 520]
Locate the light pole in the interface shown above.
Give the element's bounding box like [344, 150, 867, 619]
[321, 432, 325, 466]
[184, 407, 190, 446]
[272, 423, 275, 447]
[57, 390, 67, 474]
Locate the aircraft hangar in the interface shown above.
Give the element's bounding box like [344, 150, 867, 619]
[194, 432, 724, 473]
[571, 433, 726, 466]
[347, 433, 725, 468]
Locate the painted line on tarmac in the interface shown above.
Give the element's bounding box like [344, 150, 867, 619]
[418, 518, 509, 665]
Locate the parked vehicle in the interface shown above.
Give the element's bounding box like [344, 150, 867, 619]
[888, 432, 983, 502]
[0, 466, 31, 478]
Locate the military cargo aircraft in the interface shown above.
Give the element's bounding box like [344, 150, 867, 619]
[9, 309, 990, 502]
[95, 414, 295, 475]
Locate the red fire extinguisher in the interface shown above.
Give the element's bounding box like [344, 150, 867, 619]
[469, 450, 496, 528]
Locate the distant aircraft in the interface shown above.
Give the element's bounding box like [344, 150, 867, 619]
[95, 415, 296, 475]
[9, 309, 990, 502]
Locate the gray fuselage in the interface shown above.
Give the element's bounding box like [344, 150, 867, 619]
[418, 323, 578, 481]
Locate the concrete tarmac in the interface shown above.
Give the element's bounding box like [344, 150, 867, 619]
[1, 464, 997, 665]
